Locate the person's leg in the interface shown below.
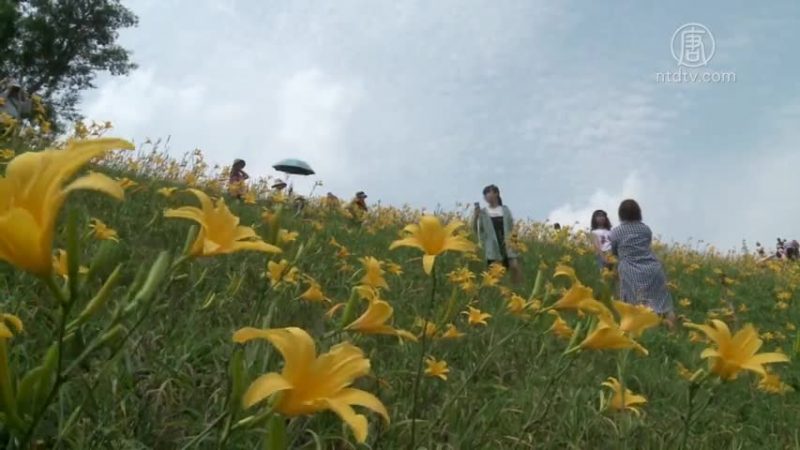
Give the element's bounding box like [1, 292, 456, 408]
[508, 257, 523, 285]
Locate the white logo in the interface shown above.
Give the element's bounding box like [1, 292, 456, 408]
[671, 23, 715, 68]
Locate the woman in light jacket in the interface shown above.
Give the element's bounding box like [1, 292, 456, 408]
[472, 184, 522, 284]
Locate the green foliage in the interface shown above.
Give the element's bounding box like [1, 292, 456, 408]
[0, 0, 137, 123]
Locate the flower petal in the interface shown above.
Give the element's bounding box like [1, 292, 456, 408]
[63, 172, 125, 201]
[323, 397, 369, 443]
[242, 372, 293, 409]
[334, 387, 390, 423]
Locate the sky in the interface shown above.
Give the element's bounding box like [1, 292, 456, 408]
[81, 0, 800, 251]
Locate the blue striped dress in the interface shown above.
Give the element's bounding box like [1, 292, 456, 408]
[609, 221, 673, 314]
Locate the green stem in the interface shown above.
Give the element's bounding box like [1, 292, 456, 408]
[680, 383, 697, 450]
[409, 264, 437, 449]
[19, 296, 70, 448]
[0, 341, 25, 431]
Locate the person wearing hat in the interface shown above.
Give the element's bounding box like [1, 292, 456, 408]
[272, 179, 287, 191]
[228, 159, 249, 199]
[0, 79, 33, 121]
[353, 191, 368, 212]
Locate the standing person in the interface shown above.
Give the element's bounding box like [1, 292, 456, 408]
[590, 209, 613, 270]
[609, 199, 675, 326]
[228, 159, 249, 199]
[472, 185, 522, 284]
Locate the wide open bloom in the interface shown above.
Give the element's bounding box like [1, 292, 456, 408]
[463, 306, 491, 326]
[389, 215, 475, 274]
[684, 319, 789, 380]
[345, 299, 416, 341]
[0, 138, 131, 275]
[233, 327, 388, 443]
[602, 377, 647, 415]
[164, 189, 281, 257]
[424, 357, 450, 381]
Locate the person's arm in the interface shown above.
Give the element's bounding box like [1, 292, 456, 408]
[242, 170, 250, 180]
[610, 230, 619, 257]
[471, 205, 480, 235]
[590, 233, 603, 253]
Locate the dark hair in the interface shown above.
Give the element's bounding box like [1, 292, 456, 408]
[590, 209, 611, 230]
[618, 199, 642, 222]
[232, 159, 246, 170]
[482, 184, 503, 206]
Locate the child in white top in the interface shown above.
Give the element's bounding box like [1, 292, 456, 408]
[590, 209, 613, 269]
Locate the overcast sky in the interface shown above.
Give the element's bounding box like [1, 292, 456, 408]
[81, 0, 800, 251]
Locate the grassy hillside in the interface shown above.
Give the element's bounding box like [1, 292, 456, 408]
[1, 134, 799, 449]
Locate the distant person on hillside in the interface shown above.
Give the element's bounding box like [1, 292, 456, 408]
[553, 222, 561, 230]
[786, 240, 799, 260]
[228, 159, 249, 199]
[472, 184, 522, 284]
[590, 209, 613, 270]
[352, 191, 368, 211]
[609, 199, 675, 326]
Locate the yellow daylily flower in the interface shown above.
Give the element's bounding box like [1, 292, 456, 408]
[552, 283, 595, 310]
[440, 323, 465, 340]
[684, 320, 789, 380]
[547, 310, 573, 340]
[359, 256, 389, 290]
[277, 229, 299, 244]
[345, 299, 417, 342]
[52, 249, 88, 279]
[0, 138, 131, 276]
[0, 313, 23, 340]
[0, 149, 14, 160]
[233, 327, 388, 444]
[424, 357, 450, 381]
[553, 264, 578, 284]
[608, 300, 661, 338]
[463, 306, 491, 327]
[164, 189, 282, 257]
[384, 262, 403, 276]
[299, 281, 331, 304]
[580, 323, 648, 355]
[602, 377, 647, 415]
[389, 215, 475, 274]
[414, 317, 438, 338]
[89, 217, 119, 242]
[116, 177, 138, 190]
[758, 372, 793, 395]
[267, 259, 299, 287]
[157, 186, 178, 198]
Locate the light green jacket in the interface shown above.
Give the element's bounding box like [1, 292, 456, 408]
[472, 205, 518, 261]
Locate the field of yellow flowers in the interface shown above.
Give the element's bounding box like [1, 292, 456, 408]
[1, 127, 799, 449]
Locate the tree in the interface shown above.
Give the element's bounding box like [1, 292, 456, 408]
[0, 0, 137, 123]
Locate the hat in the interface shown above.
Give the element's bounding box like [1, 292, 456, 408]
[356, 191, 367, 198]
[272, 179, 287, 189]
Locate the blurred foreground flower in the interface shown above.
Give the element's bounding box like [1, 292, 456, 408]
[684, 320, 789, 380]
[548, 311, 573, 340]
[0, 138, 131, 276]
[233, 327, 388, 443]
[164, 189, 281, 257]
[602, 377, 647, 415]
[0, 313, 23, 339]
[389, 215, 475, 274]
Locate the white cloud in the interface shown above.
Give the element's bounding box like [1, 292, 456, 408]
[546, 172, 643, 229]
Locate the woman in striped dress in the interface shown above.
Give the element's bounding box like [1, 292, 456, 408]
[609, 199, 675, 325]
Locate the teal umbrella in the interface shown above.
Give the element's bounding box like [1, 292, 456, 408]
[273, 158, 315, 176]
